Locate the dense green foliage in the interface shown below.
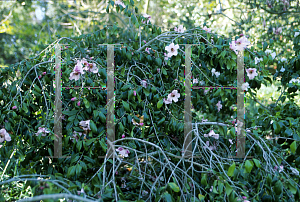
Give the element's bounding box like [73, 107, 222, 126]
[0, 0, 300, 202]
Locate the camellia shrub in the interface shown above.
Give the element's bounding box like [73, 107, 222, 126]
[0, 0, 299, 201]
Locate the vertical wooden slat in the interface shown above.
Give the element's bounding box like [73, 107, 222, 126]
[106, 44, 115, 159]
[183, 44, 193, 158]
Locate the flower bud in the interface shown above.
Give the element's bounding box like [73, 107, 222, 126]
[43, 72, 46, 75]
[77, 101, 81, 106]
[38, 75, 42, 79]
[71, 97, 76, 101]
[12, 106, 17, 109]
[122, 134, 125, 138]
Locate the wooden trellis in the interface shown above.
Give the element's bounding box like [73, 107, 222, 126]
[48, 43, 252, 161]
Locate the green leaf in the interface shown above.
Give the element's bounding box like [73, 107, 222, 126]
[76, 141, 82, 151]
[62, 110, 79, 116]
[162, 68, 167, 75]
[128, 89, 134, 100]
[225, 183, 233, 196]
[253, 158, 261, 168]
[287, 181, 297, 194]
[230, 51, 237, 60]
[290, 141, 297, 154]
[162, 192, 172, 202]
[70, 166, 76, 177]
[99, 111, 106, 123]
[245, 160, 254, 173]
[22, 102, 28, 113]
[157, 99, 164, 109]
[90, 120, 97, 133]
[274, 180, 283, 195]
[122, 100, 130, 112]
[75, 164, 82, 176]
[263, 42, 268, 51]
[198, 194, 205, 201]
[168, 182, 180, 192]
[201, 174, 207, 186]
[143, 88, 150, 96]
[228, 162, 236, 177]
[86, 138, 95, 146]
[212, 47, 217, 54]
[212, 180, 218, 194]
[83, 97, 90, 108]
[157, 117, 165, 125]
[119, 122, 125, 134]
[34, 84, 41, 94]
[68, 115, 76, 122]
[156, 58, 162, 67]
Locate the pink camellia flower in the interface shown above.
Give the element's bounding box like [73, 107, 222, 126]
[115, 0, 126, 8]
[205, 141, 217, 150]
[273, 27, 282, 35]
[241, 82, 250, 91]
[35, 127, 50, 136]
[204, 130, 219, 140]
[174, 25, 185, 33]
[79, 120, 91, 131]
[229, 41, 238, 54]
[133, 90, 136, 96]
[77, 188, 85, 195]
[43, 72, 46, 75]
[12, 106, 17, 110]
[237, 196, 250, 202]
[167, 90, 180, 103]
[246, 68, 258, 80]
[141, 80, 147, 88]
[83, 63, 98, 74]
[142, 13, 151, 24]
[71, 131, 84, 143]
[216, 101, 222, 112]
[204, 89, 210, 94]
[0, 129, 11, 143]
[71, 97, 77, 101]
[164, 53, 169, 61]
[145, 47, 150, 54]
[38, 75, 42, 79]
[116, 147, 130, 157]
[165, 43, 180, 58]
[69, 62, 85, 81]
[81, 58, 89, 66]
[122, 134, 125, 138]
[274, 165, 284, 173]
[77, 101, 81, 106]
[203, 26, 211, 33]
[201, 117, 208, 123]
[242, 82, 249, 91]
[211, 68, 220, 78]
[234, 36, 251, 52]
[164, 98, 172, 104]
